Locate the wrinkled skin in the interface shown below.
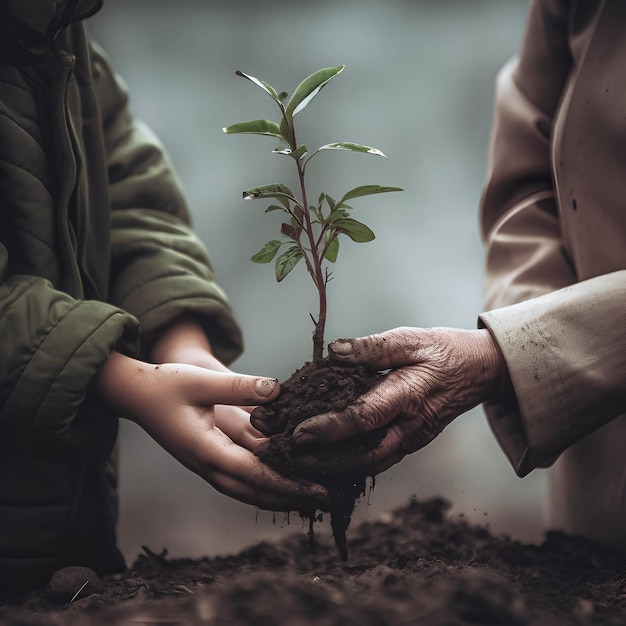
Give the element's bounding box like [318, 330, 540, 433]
[284, 327, 508, 476]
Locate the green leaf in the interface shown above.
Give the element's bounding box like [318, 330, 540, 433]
[315, 142, 387, 157]
[275, 246, 303, 282]
[320, 193, 336, 209]
[251, 240, 282, 263]
[265, 204, 286, 213]
[291, 145, 308, 161]
[279, 117, 292, 147]
[324, 235, 339, 262]
[286, 66, 345, 117]
[333, 217, 375, 242]
[235, 71, 285, 110]
[327, 208, 350, 223]
[224, 119, 291, 147]
[243, 184, 297, 209]
[311, 202, 323, 223]
[336, 185, 403, 208]
[273, 145, 308, 161]
[316, 194, 337, 221]
[223, 119, 282, 137]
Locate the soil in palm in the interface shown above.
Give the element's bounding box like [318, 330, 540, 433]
[252, 357, 384, 560]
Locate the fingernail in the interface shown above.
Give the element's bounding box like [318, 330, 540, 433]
[255, 378, 278, 397]
[330, 340, 352, 356]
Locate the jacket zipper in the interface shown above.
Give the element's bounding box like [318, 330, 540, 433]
[53, 49, 84, 298]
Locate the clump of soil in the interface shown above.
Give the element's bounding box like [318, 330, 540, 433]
[252, 357, 384, 560]
[2, 497, 625, 626]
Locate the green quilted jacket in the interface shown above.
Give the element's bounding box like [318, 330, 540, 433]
[0, 0, 243, 594]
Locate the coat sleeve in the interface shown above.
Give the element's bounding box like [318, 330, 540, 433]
[478, 0, 626, 475]
[480, 0, 575, 310]
[479, 272, 626, 476]
[0, 57, 140, 448]
[0, 247, 139, 447]
[90, 42, 243, 364]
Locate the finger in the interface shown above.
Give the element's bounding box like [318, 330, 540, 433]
[211, 466, 329, 512]
[210, 471, 328, 513]
[291, 379, 404, 446]
[367, 426, 410, 474]
[328, 327, 425, 369]
[249, 406, 281, 436]
[199, 438, 329, 512]
[213, 405, 265, 450]
[176, 366, 280, 406]
[290, 425, 407, 478]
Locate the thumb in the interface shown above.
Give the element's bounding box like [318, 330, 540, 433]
[292, 379, 399, 447]
[187, 368, 280, 406]
[329, 327, 423, 369]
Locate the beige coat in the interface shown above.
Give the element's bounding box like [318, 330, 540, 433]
[477, 0, 626, 548]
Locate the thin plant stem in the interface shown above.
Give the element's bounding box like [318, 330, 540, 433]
[290, 125, 327, 361]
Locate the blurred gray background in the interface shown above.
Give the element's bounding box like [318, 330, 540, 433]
[89, 0, 546, 565]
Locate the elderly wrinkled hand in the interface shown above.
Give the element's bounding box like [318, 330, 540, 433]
[286, 326, 507, 476]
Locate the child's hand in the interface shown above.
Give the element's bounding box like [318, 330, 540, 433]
[98, 352, 328, 513]
[148, 313, 293, 465]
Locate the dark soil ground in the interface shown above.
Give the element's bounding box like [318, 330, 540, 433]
[1, 496, 625, 625]
[3, 363, 625, 625]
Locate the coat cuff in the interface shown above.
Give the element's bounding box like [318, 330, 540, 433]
[0, 301, 138, 444]
[478, 307, 569, 477]
[479, 271, 626, 476]
[116, 274, 243, 366]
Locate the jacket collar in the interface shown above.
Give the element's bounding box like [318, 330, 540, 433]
[0, 0, 102, 62]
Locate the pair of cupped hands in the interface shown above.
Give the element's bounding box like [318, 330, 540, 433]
[98, 317, 506, 515]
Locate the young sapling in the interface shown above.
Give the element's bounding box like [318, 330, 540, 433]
[223, 65, 402, 361]
[223, 66, 403, 560]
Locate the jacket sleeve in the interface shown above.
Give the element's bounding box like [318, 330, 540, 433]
[0, 53, 140, 448]
[478, 0, 626, 475]
[90, 42, 243, 364]
[0, 247, 139, 446]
